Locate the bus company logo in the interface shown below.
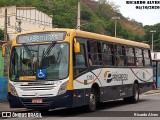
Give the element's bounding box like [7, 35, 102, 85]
[104, 71, 128, 83]
[104, 71, 112, 83]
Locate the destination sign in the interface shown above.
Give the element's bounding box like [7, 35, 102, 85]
[17, 32, 66, 43]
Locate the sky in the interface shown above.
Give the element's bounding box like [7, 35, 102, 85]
[107, 0, 160, 26]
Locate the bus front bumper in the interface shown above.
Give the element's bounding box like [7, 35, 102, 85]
[8, 91, 73, 110]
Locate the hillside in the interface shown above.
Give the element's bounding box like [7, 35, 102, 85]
[81, 0, 145, 36]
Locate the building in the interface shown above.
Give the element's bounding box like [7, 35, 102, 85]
[152, 52, 160, 88]
[0, 6, 52, 40]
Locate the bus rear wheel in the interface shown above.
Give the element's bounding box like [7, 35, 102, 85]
[131, 83, 139, 103]
[123, 83, 139, 103]
[86, 90, 96, 112]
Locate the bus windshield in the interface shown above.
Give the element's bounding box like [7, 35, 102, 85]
[10, 43, 69, 81]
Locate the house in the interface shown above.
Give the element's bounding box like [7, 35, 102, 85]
[0, 6, 52, 40]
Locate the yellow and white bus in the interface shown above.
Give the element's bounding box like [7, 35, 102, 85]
[3, 29, 153, 112]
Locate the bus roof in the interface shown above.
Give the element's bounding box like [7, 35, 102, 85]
[13, 28, 150, 49]
[75, 29, 150, 49]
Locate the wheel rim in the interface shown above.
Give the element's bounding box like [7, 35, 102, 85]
[89, 93, 96, 109]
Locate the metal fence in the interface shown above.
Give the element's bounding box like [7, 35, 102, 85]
[0, 77, 8, 102]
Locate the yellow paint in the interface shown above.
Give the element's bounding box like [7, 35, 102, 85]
[75, 30, 150, 49]
[104, 71, 110, 78]
[19, 76, 36, 80]
[66, 29, 76, 90]
[8, 82, 11, 92]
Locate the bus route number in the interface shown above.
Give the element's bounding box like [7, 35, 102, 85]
[87, 75, 94, 81]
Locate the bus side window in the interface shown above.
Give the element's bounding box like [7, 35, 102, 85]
[87, 41, 102, 66]
[135, 48, 143, 67]
[74, 43, 87, 76]
[116, 45, 126, 66]
[144, 49, 151, 67]
[126, 47, 135, 66]
[102, 43, 114, 66]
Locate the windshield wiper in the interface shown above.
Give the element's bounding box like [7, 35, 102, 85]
[39, 42, 56, 68]
[22, 44, 33, 60]
[43, 42, 56, 58]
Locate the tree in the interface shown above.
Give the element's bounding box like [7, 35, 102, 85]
[0, 29, 4, 40]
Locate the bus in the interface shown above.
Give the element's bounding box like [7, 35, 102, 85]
[2, 29, 153, 112]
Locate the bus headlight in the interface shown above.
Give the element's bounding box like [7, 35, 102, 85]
[9, 83, 18, 96]
[57, 81, 68, 95]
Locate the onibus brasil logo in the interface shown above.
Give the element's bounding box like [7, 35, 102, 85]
[104, 71, 128, 83]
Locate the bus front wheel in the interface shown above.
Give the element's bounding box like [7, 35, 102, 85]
[86, 90, 97, 112]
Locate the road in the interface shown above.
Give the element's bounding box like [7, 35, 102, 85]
[4, 93, 160, 120]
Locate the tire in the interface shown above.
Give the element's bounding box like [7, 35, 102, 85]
[86, 90, 97, 112]
[123, 83, 139, 103]
[130, 83, 139, 103]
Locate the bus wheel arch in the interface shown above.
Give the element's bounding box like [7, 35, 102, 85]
[134, 80, 139, 88]
[91, 83, 100, 102]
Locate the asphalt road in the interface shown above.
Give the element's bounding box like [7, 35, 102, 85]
[4, 93, 160, 120]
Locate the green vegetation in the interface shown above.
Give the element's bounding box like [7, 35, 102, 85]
[143, 24, 160, 51]
[0, 29, 4, 40]
[0, 0, 160, 50]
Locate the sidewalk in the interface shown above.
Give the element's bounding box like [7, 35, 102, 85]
[142, 89, 160, 95]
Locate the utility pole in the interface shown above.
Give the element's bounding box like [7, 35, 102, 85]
[77, 1, 81, 30]
[150, 30, 156, 52]
[112, 16, 120, 37]
[4, 8, 8, 41]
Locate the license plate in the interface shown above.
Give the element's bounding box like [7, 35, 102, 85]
[32, 98, 42, 103]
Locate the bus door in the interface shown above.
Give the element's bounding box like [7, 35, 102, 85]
[73, 38, 88, 106]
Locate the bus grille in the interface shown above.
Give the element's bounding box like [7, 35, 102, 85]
[20, 86, 55, 91]
[21, 94, 54, 97]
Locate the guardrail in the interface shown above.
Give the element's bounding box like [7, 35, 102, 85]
[0, 77, 8, 102]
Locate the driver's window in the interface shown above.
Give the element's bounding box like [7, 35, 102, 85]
[74, 43, 87, 76]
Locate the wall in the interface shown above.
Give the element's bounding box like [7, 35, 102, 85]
[0, 6, 16, 40]
[0, 46, 4, 77]
[0, 77, 8, 102]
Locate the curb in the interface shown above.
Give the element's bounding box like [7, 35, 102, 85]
[142, 89, 160, 95]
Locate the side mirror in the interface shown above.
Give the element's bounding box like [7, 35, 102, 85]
[74, 38, 80, 53]
[2, 44, 6, 57]
[2, 42, 11, 57]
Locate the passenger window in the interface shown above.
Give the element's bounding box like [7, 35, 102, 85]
[135, 48, 144, 67]
[126, 47, 135, 66]
[144, 49, 151, 67]
[87, 41, 102, 66]
[115, 45, 126, 66]
[102, 43, 114, 66]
